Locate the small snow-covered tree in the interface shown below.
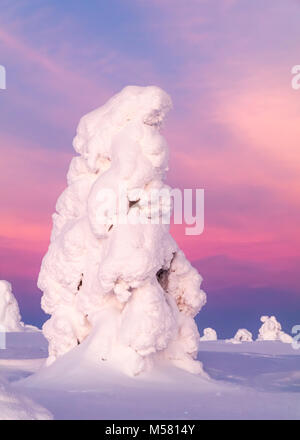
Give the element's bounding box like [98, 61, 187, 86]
[200, 328, 217, 341]
[0, 281, 24, 332]
[38, 86, 207, 376]
[257, 316, 292, 343]
[226, 329, 253, 344]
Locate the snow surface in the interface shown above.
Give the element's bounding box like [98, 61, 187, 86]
[257, 316, 293, 343]
[0, 332, 298, 420]
[0, 333, 51, 419]
[0, 378, 52, 420]
[38, 86, 206, 376]
[200, 328, 217, 341]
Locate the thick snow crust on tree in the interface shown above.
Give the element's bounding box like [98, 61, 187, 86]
[38, 86, 207, 376]
[0, 281, 39, 333]
[226, 329, 253, 344]
[257, 316, 293, 343]
[0, 281, 23, 332]
[200, 328, 217, 341]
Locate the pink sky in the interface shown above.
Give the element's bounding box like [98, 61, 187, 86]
[0, 0, 299, 332]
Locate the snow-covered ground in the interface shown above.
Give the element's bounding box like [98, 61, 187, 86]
[0, 332, 299, 419]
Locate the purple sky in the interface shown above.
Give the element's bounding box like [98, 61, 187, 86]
[0, 0, 300, 337]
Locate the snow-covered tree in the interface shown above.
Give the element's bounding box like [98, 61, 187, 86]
[0, 281, 39, 333]
[0, 281, 23, 332]
[257, 316, 293, 343]
[38, 86, 207, 376]
[226, 328, 253, 344]
[200, 328, 217, 341]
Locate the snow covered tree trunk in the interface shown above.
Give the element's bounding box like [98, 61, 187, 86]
[38, 86, 207, 376]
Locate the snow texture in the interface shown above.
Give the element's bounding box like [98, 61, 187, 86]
[257, 316, 293, 343]
[226, 329, 253, 344]
[38, 86, 207, 376]
[0, 378, 52, 420]
[10, 332, 300, 420]
[200, 328, 217, 341]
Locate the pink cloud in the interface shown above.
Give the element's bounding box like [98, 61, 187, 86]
[0, 134, 71, 266]
[1, 0, 300, 301]
[165, 69, 300, 291]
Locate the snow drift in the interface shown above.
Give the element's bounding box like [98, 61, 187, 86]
[38, 85, 207, 376]
[200, 328, 217, 341]
[257, 316, 293, 343]
[0, 378, 52, 420]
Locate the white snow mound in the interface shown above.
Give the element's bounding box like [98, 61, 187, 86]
[200, 328, 217, 341]
[38, 85, 207, 377]
[226, 329, 253, 344]
[257, 316, 293, 343]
